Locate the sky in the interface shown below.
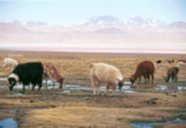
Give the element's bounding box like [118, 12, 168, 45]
[0, 0, 186, 25]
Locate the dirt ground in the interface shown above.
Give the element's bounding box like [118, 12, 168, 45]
[0, 51, 186, 128]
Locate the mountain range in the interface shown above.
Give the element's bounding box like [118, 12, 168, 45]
[0, 15, 186, 53]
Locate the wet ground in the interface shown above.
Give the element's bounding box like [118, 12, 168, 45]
[131, 118, 186, 128]
[0, 77, 186, 128]
[0, 51, 186, 128]
[0, 118, 17, 128]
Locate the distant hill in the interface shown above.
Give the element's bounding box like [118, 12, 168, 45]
[0, 16, 185, 43]
[0, 16, 186, 53]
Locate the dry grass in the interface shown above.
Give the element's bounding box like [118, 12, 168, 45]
[25, 106, 176, 128]
[0, 88, 185, 127]
[0, 51, 185, 83]
[0, 51, 186, 128]
[22, 90, 186, 128]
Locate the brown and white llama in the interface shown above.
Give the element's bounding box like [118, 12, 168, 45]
[43, 64, 64, 89]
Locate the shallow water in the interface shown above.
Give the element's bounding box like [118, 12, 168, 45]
[9, 109, 19, 114]
[177, 86, 186, 90]
[0, 78, 6, 81]
[0, 82, 136, 94]
[179, 79, 186, 82]
[131, 118, 186, 128]
[155, 85, 186, 91]
[0, 118, 17, 128]
[1, 77, 135, 94]
[64, 84, 136, 94]
[3, 77, 186, 93]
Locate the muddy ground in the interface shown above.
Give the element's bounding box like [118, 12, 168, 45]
[0, 51, 186, 128]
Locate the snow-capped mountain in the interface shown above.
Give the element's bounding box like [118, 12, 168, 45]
[0, 15, 185, 44]
[80, 15, 122, 27]
[78, 16, 166, 30]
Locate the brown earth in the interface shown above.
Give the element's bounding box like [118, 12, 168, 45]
[0, 51, 186, 128]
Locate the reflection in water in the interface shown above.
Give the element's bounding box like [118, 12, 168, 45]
[41, 79, 136, 94]
[63, 85, 136, 94]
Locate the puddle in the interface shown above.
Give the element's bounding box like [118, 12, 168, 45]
[179, 79, 186, 82]
[123, 90, 136, 94]
[63, 85, 136, 94]
[62, 90, 71, 93]
[0, 77, 135, 94]
[131, 118, 186, 128]
[44, 80, 59, 86]
[99, 85, 136, 94]
[155, 85, 168, 91]
[155, 85, 186, 91]
[0, 118, 17, 128]
[124, 81, 132, 85]
[15, 92, 24, 95]
[177, 86, 186, 90]
[14, 85, 31, 89]
[0, 78, 6, 81]
[9, 109, 19, 114]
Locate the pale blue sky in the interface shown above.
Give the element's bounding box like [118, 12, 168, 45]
[0, 0, 186, 25]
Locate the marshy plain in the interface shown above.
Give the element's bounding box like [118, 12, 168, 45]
[0, 51, 186, 128]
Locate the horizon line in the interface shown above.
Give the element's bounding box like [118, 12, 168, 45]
[1, 47, 186, 54]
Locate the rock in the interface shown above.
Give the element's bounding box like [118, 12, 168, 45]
[147, 100, 157, 105]
[145, 98, 158, 105]
[29, 100, 34, 103]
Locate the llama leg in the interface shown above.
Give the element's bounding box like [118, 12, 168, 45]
[167, 74, 170, 82]
[91, 80, 99, 95]
[138, 76, 141, 84]
[59, 79, 63, 89]
[52, 82, 55, 89]
[93, 85, 100, 95]
[23, 85, 26, 94]
[142, 74, 146, 84]
[38, 81, 42, 91]
[175, 74, 178, 82]
[45, 80, 48, 89]
[151, 74, 154, 84]
[32, 84, 36, 91]
[147, 74, 150, 83]
[95, 87, 100, 94]
[170, 74, 173, 82]
[144, 74, 148, 84]
[91, 80, 96, 94]
[104, 83, 110, 94]
[112, 85, 116, 94]
[91, 76, 100, 95]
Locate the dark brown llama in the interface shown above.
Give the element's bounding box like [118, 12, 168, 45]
[165, 66, 179, 82]
[130, 61, 155, 85]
